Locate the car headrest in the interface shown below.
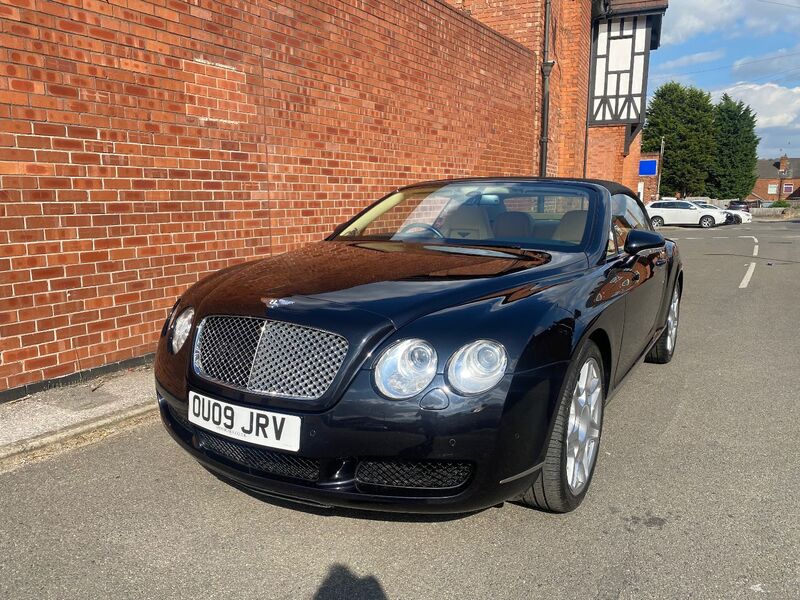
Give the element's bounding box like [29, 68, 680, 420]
[441, 205, 492, 240]
[493, 211, 534, 239]
[552, 210, 588, 243]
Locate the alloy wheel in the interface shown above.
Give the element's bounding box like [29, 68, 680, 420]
[666, 288, 679, 353]
[565, 358, 603, 495]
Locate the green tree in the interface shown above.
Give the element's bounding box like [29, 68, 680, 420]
[643, 83, 716, 197]
[707, 94, 759, 200]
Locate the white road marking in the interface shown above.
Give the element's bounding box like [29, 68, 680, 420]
[739, 262, 756, 289]
[753, 245, 759, 257]
[712, 236, 729, 239]
[684, 237, 701, 240]
[738, 235, 758, 243]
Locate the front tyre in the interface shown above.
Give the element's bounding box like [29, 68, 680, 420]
[651, 216, 664, 229]
[521, 341, 604, 513]
[700, 215, 714, 228]
[646, 285, 681, 364]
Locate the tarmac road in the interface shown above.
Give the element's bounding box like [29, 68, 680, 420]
[1, 221, 798, 600]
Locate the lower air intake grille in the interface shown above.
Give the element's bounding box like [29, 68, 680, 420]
[355, 460, 473, 490]
[196, 430, 320, 482]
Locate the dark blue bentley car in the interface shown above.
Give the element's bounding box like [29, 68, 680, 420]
[155, 178, 682, 514]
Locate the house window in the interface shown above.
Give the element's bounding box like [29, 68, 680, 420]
[784, 183, 794, 194]
[768, 184, 778, 195]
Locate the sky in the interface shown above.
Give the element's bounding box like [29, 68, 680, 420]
[648, 0, 800, 158]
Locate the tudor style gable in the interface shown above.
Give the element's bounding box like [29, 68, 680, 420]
[590, 0, 667, 126]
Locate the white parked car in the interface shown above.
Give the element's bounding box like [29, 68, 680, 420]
[646, 200, 726, 229]
[691, 202, 739, 225]
[709, 203, 752, 224]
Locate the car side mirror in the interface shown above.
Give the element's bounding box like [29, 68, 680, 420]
[624, 229, 666, 255]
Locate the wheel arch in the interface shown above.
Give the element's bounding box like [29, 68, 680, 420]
[587, 328, 613, 398]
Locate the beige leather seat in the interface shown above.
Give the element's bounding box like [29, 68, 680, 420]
[552, 210, 588, 243]
[493, 211, 534, 239]
[441, 205, 492, 240]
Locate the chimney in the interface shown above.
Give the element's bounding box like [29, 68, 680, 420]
[780, 154, 790, 173]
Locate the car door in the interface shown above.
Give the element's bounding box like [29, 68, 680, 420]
[607, 194, 668, 377]
[676, 201, 699, 224]
[661, 201, 681, 224]
[647, 201, 664, 223]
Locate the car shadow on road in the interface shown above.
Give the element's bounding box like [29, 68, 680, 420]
[313, 564, 387, 600]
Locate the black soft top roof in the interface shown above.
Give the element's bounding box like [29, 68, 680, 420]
[396, 177, 638, 199]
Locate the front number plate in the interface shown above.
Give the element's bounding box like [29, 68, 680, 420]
[187, 390, 301, 452]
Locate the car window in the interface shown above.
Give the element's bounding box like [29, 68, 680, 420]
[663, 201, 679, 209]
[610, 194, 649, 252]
[606, 227, 618, 257]
[676, 202, 693, 209]
[335, 181, 599, 252]
[649, 202, 664, 209]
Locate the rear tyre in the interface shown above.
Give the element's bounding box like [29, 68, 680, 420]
[700, 215, 714, 228]
[734, 215, 742, 224]
[651, 216, 664, 229]
[521, 341, 604, 513]
[646, 285, 681, 364]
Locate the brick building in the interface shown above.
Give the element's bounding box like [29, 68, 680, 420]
[0, 0, 668, 397]
[632, 151, 662, 203]
[748, 155, 800, 203]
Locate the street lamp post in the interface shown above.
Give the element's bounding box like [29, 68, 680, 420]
[656, 136, 665, 200]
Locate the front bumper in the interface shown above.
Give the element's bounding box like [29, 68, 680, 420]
[155, 366, 562, 513]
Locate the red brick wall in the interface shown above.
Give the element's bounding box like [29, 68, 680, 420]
[455, 0, 592, 178]
[548, 0, 591, 178]
[0, 0, 538, 393]
[585, 125, 642, 191]
[264, 1, 539, 253]
[621, 129, 642, 192]
[452, 1, 544, 50]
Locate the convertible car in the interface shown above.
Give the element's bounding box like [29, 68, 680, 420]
[155, 178, 683, 514]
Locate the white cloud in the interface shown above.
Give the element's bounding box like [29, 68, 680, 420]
[716, 82, 800, 156]
[658, 50, 725, 71]
[661, 0, 745, 45]
[732, 45, 800, 84]
[662, 0, 800, 45]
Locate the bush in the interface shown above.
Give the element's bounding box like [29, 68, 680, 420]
[771, 200, 790, 208]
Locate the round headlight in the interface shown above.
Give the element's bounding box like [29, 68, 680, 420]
[170, 307, 195, 353]
[447, 340, 508, 395]
[374, 339, 437, 399]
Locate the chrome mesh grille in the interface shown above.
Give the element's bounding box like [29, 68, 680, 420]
[194, 316, 263, 388]
[196, 430, 321, 482]
[193, 316, 348, 400]
[355, 460, 473, 490]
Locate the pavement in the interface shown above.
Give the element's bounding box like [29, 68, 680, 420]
[0, 363, 156, 470]
[0, 220, 798, 599]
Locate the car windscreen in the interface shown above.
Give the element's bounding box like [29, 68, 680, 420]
[332, 181, 599, 252]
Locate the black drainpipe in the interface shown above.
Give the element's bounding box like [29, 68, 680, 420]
[539, 0, 555, 177]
